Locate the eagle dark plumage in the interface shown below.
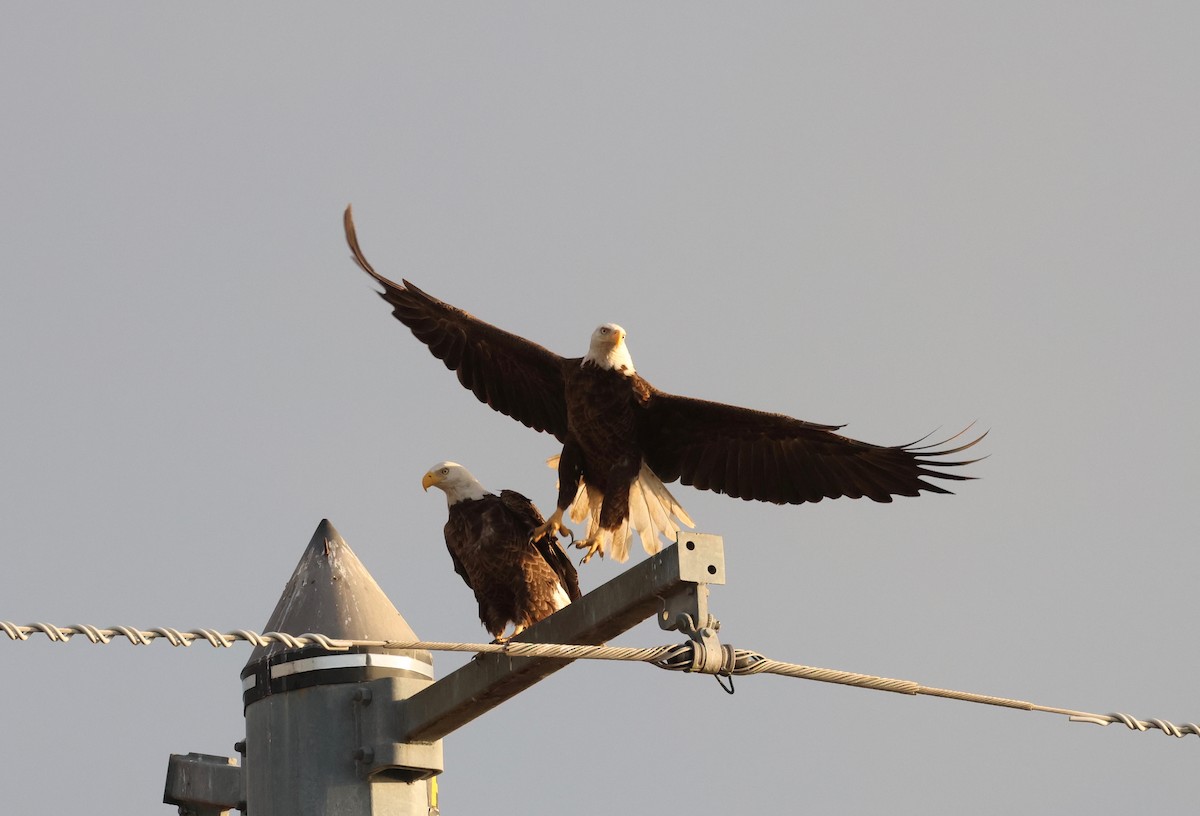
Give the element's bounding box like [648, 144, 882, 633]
[422, 461, 581, 640]
[352, 207, 983, 563]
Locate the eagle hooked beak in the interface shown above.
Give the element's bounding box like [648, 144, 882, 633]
[421, 472, 438, 492]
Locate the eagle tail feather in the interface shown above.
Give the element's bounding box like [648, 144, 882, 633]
[609, 518, 632, 563]
[568, 481, 593, 525]
[621, 463, 695, 561]
[551, 583, 572, 611]
[628, 479, 659, 557]
[639, 462, 695, 529]
[549, 456, 695, 563]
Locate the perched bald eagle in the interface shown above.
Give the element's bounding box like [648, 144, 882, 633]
[349, 207, 983, 563]
[422, 461, 582, 640]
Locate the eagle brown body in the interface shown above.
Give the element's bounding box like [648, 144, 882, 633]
[424, 462, 581, 640]
[354, 207, 983, 563]
[560, 361, 648, 534]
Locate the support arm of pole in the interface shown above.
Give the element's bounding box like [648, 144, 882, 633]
[163, 753, 243, 816]
[396, 534, 725, 743]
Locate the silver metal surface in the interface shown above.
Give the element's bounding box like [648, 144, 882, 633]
[162, 753, 242, 816]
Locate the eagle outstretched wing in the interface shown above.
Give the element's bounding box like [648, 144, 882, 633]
[638, 389, 984, 504]
[345, 206, 571, 441]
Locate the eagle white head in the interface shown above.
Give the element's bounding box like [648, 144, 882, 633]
[422, 461, 490, 505]
[585, 323, 635, 374]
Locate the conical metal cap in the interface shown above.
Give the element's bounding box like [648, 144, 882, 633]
[240, 519, 433, 707]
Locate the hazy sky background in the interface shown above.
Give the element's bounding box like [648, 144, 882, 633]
[3, 5, 1199, 814]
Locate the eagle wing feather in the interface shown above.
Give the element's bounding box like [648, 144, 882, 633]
[345, 206, 571, 441]
[499, 490, 582, 601]
[638, 389, 983, 505]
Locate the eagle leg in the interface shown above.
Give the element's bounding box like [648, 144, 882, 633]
[530, 506, 573, 543]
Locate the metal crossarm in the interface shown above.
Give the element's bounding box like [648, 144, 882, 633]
[396, 534, 725, 742]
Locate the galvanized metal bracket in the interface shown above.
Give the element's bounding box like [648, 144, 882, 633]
[351, 677, 444, 782]
[657, 533, 725, 636]
[652, 533, 736, 682]
[163, 752, 244, 816]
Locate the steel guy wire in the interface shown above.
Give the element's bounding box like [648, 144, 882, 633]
[3, 620, 1197, 740]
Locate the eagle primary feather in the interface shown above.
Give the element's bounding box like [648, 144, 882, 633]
[352, 207, 983, 563]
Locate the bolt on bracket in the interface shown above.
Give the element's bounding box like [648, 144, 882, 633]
[657, 533, 725, 636]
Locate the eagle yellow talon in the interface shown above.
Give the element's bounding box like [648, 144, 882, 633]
[491, 624, 526, 644]
[530, 507, 572, 543]
[575, 538, 604, 564]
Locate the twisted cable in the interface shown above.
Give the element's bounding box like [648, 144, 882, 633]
[3, 621, 1195, 740]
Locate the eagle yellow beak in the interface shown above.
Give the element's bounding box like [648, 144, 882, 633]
[421, 472, 438, 491]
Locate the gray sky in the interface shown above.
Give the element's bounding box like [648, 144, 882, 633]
[3, 4, 1198, 814]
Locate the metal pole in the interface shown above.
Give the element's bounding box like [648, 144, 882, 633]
[165, 524, 725, 815]
[165, 519, 442, 815]
[240, 519, 441, 816]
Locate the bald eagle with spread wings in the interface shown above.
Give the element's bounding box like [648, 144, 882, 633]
[422, 461, 582, 640]
[348, 207, 983, 563]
